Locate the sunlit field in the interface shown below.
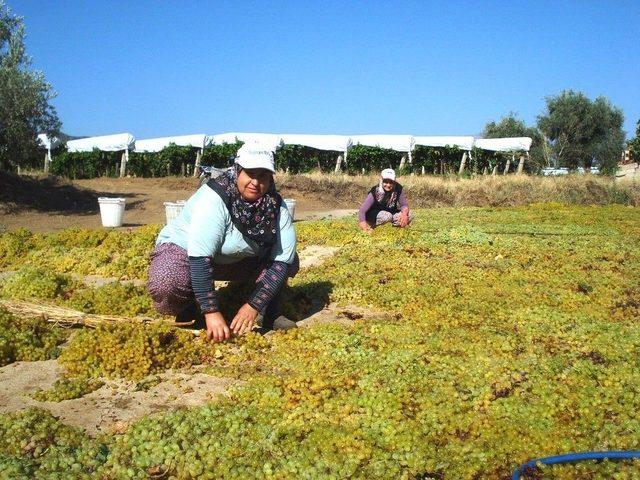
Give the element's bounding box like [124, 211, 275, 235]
[1, 203, 639, 479]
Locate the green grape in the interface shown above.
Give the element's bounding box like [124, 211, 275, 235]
[32, 378, 104, 402]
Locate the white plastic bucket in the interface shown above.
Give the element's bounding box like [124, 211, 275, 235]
[164, 200, 186, 225]
[98, 197, 126, 227]
[283, 198, 296, 220]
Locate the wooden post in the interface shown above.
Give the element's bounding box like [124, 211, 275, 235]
[503, 156, 512, 175]
[119, 151, 127, 178]
[399, 154, 407, 171]
[334, 154, 343, 173]
[193, 149, 202, 177]
[516, 154, 525, 175]
[458, 151, 468, 175]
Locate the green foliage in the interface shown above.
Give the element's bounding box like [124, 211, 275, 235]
[412, 145, 463, 175]
[201, 140, 243, 168]
[482, 113, 548, 173]
[346, 144, 403, 174]
[50, 148, 121, 178]
[537, 90, 625, 173]
[128, 143, 195, 177]
[274, 144, 339, 173]
[0, 2, 60, 171]
[0, 307, 68, 366]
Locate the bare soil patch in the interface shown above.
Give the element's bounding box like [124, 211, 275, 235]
[0, 173, 357, 233]
[0, 361, 234, 436]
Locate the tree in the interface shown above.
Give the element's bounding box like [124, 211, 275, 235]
[537, 91, 624, 174]
[482, 113, 548, 172]
[627, 119, 640, 163]
[0, 2, 60, 171]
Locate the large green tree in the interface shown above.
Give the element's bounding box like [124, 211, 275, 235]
[537, 91, 624, 174]
[0, 2, 60, 171]
[482, 113, 548, 172]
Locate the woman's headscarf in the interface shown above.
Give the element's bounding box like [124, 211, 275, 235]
[373, 175, 400, 207]
[208, 165, 281, 259]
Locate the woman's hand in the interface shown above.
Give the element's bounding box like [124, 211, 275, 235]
[359, 220, 373, 233]
[205, 312, 231, 342]
[398, 211, 409, 228]
[230, 303, 259, 336]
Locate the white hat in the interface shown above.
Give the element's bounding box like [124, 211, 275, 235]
[381, 168, 396, 181]
[235, 143, 276, 173]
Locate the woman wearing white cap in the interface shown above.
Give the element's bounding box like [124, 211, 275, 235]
[358, 168, 413, 232]
[148, 144, 298, 342]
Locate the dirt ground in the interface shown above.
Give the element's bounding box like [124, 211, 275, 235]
[0, 173, 357, 232]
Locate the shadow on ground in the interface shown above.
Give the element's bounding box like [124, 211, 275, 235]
[0, 172, 143, 214]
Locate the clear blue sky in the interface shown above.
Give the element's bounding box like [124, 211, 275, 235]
[11, 0, 640, 139]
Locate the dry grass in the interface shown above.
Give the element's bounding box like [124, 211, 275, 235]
[278, 172, 640, 208]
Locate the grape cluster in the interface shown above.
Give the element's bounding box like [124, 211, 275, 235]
[32, 378, 104, 402]
[64, 281, 157, 318]
[0, 224, 161, 281]
[0, 267, 79, 301]
[59, 322, 202, 380]
[0, 408, 107, 478]
[0, 308, 68, 366]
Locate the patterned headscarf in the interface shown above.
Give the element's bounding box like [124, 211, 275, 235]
[374, 177, 399, 207]
[208, 166, 281, 258]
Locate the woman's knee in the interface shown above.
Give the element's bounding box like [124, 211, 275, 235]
[375, 211, 393, 225]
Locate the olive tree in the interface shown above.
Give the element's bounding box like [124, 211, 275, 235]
[0, 2, 60, 171]
[537, 91, 624, 174]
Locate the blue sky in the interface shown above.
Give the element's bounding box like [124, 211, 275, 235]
[11, 0, 640, 139]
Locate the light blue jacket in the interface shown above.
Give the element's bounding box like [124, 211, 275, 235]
[156, 185, 296, 265]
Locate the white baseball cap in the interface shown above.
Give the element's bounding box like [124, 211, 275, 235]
[234, 143, 276, 173]
[381, 168, 396, 181]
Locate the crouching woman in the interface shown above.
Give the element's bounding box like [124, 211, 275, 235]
[358, 168, 414, 232]
[147, 144, 298, 342]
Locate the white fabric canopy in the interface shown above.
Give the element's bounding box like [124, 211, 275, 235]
[474, 137, 532, 152]
[279, 134, 351, 152]
[67, 133, 135, 153]
[37, 134, 61, 150]
[413, 136, 475, 151]
[350, 135, 414, 152]
[209, 132, 282, 151]
[135, 134, 207, 152]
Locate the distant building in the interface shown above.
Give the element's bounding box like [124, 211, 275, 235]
[621, 149, 635, 165]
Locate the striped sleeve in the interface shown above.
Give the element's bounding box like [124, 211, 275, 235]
[248, 261, 289, 312]
[188, 256, 219, 314]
